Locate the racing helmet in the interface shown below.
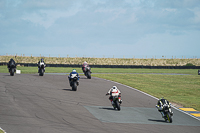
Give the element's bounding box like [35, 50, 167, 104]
[72, 69, 76, 72]
[41, 58, 44, 62]
[113, 86, 117, 89]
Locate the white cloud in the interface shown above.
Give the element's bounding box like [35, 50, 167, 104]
[22, 7, 81, 29]
[191, 8, 200, 23]
[1, 0, 200, 57]
[128, 13, 138, 23]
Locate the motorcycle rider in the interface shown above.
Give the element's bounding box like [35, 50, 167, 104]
[68, 69, 80, 85]
[37, 58, 46, 73]
[156, 98, 173, 117]
[106, 86, 122, 105]
[7, 58, 16, 72]
[82, 61, 90, 74]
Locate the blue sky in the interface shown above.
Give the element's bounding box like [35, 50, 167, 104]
[0, 0, 200, 58]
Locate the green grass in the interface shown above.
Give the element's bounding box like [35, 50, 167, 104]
[0, 66, 83, 74]
[93, 74, 200, 111]
[1, 66, 199, 111]
[0, 66, 198, 75]
[90, 68, 198, 75]
[0, 129, 5, 133]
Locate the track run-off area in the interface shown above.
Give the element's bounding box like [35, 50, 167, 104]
[0, 73, 200, 133]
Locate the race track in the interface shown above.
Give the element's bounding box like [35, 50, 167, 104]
[0, 73, 200, 133]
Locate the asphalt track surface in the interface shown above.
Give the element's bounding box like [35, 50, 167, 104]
[0, 73, 200, 133]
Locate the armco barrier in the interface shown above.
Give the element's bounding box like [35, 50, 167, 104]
[1, 62, 200, 69]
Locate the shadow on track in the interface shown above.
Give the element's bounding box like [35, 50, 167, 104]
[80, 77, 88, 79]
[148, 119, 166, 123]
[3, 75, 11, 76]
[62, 89, 73, 91]
[99, 107, 116, 111]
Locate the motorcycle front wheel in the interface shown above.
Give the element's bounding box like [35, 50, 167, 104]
[166, 112, 172, 123]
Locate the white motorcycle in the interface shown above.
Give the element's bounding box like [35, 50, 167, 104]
[38, 62, 45, 76]
[69, 74, 79, 91]
[106, 94, 122, 111]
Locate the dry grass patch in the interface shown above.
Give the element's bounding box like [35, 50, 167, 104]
[0, 56, 200, 66]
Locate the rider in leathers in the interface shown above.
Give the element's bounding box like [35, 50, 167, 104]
[82, 61, 90, 74]
[7, 58, 16, 72]
[68, 69, 80, 86]
[106, 86, 122, 105]
[37, 58, 46, 73]
[156, 98, 173, 117]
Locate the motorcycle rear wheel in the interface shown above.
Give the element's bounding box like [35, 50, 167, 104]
[72, 82, 77, 91]
[115, 100, 121, 111]
[87, 71, 91, 79]
[39, 69, 44, 76]
[10, 68, 14, 76]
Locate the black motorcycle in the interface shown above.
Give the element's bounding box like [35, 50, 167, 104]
[161, 104, 173, 123]
[70, 75, 79, 91]
[8, 62, 16, 76]
[112, 95, 122, 111]
[83, 66, 91, 79]
[38, 63, 45, 76]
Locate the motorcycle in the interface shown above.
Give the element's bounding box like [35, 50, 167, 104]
[158, 104, 173, 123]
[38, 62, 45, 76]
[112, 95, 122, 111]
[9, 62, 16, 76]
[70, 74, 79, 91]
[106, 94, 122, 111]
[83, 66, 92, 79]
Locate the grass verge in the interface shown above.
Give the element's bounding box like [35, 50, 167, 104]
[0, 128, 5, 133]
[0, 66, 198, 75]
[93, 74, 200, 111]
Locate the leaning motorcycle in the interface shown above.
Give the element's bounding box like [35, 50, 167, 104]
[9, 62, 16, 76]
[106, 94, 122, 111]
[38, 62, 45, 76]
[83, 66, 91, 79]
[159, 104, 173, 123]
[70, 74, 79, 91]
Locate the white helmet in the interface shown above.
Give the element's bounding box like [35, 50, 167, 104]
[113, 86, 117, 89]
[84, 61, 87, 64]
[72, 69, 76, 72]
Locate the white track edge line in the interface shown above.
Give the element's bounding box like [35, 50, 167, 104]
[0, 127, 6, 133]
